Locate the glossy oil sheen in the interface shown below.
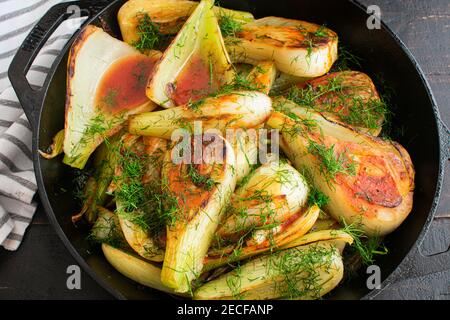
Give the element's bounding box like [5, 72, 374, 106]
[170, 54, 216, 106]
[95, 54, 155, 114]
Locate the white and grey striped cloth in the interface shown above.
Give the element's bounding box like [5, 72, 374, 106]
[0, 0, 85, 250]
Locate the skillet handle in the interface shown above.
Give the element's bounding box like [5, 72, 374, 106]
[8, 0, 111, 132]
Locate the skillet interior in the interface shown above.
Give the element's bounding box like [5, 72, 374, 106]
[36, 0, 441, 299]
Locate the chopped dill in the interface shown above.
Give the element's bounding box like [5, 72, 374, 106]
[226, 264, 243, 299]
[272, 98, 318, 133]
[113, 141, 179, 236]
[187, 98, 205, 112]
[115, 148, 146, 212]
[307, 140, 356, 184]
[313, 25, 329, 38]
[186, 71, 264, 110]
[287, 76, 346, 108]
[133, 13, 166, 52]
[296, 24, 330, 62]
[186, 164, 217, 191]
[331, 44, 363, 72]
[269, 244, 336, 299]
[218, 11, 243, 37]
[340, 96, 390, 131]
[287, 75, 389, 131]
[307, 186, 330, 208]
[80, 114, 108, 145]
[340, 219, 388, 265]
[221, 72, 263, 93]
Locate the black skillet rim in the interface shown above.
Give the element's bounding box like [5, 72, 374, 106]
[26, 0, 447, 300]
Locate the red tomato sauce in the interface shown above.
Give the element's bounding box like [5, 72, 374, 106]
[169, 54, 216, 106]
[95, 55, 156, 114]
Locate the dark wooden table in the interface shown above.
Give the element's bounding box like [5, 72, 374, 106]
[0, 0, 449, 299]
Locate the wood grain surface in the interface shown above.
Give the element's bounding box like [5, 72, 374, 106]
[0, 0, 449, 299]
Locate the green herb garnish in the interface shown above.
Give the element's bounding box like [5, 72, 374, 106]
[133, 13, 166, 52]
[307, 187, 330, 208]
[307, 140, 356, 184]
[218, 11, 243, 37]
[186, 164, 217, 191]
[270, 244, 336, 299]
[340, 219, 388, 265]
[114, 141, 179, 236]
[287, 75, 389, 131]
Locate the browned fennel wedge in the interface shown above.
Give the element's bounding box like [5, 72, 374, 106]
[128, 91, 272, 139]
[146, 0, 235, 107]
[267, 109, 415, 236]
[216, 156, 309, 242]
[117, 201, 165, 262]
[227, 17, 338, 77]
[102, 243, 187, 296]
[285, 71, 386, 135]
[195, 241, 344, 300]
[63, 25, 160, 169]
[114, 136, 168, 262]
[205, 205, 320, 271]
[161, 133, 237, 293]
[118, 0, 254, 47]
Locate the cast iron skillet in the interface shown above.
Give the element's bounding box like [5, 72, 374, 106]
[8, 0, 450, 299]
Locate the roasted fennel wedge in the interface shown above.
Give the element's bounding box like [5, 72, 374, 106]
[113, 135, 168, 262]
[285, 71, 386, 135]
[216, 157, 309, 241]
[267, 106, 415, 236]
[128, 91, 272, 139]
[227, 17, 338, 78]
[63, 25, 160, 169]
[205, 158, 320, 270]
[117, 213, 164, 262]
[102, 243, 187, 296]
[195, 241, 344, 300]
[118, 0, 254, 49]
[146, 0, 235, 107]
[161, 133, 237, 293]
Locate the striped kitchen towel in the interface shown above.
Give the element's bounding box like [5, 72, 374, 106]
[0, 0, 84, 250]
